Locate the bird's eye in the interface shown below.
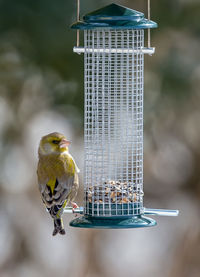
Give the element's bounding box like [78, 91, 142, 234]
[52, 140, 59, 144]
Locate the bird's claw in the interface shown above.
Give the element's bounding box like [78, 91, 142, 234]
[71, 202, 79, 217]
[71, 202, 79, 209]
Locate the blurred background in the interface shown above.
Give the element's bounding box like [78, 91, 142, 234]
[0, 0, 199, 276]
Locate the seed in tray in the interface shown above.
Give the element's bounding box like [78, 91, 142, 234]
[119, 198, 129, 204]
[111, 197, 116, 203]
[110, 191, 116, 199]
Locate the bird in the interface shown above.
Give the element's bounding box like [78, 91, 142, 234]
[37, 132, 80, 236]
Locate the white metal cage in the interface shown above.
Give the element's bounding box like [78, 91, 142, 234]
[84, 29, 144, 217]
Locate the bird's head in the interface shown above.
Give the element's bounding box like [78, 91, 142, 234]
[38, 132, 71, 155]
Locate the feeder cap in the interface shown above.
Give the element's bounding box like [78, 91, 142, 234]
[71, 3, 157, 30]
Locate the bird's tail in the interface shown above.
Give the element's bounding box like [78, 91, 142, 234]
[52, 217, 66, 236]
[48, 202, 67, 236]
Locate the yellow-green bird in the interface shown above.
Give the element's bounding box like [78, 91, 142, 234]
[37, 132, 80, 236]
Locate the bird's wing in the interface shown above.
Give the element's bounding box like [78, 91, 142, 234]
[39, 176, 75, 208]
[38, 183, 46, 194]
[67, 153, 80, 173]
[37, 153, 79, 208]
[58, 173, 79, 204]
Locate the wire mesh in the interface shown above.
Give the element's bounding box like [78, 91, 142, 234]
[84, 29, 144, 217]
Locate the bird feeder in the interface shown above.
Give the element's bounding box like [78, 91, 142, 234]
[66, 2, 179, 228]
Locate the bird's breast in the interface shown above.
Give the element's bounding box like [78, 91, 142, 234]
[38, 153, 75, 180]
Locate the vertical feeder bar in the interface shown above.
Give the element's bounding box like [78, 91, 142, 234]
[70, 3, 159, 228]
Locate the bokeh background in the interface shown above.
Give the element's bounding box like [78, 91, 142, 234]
[0, 0, 199, 276]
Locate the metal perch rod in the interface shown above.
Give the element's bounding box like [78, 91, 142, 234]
[143, 208, 179, 217]
[64, 207, 84, 214]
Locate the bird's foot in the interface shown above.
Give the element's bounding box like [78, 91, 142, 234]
[71, 202, 79, 217]
[71, 202, 79, 209]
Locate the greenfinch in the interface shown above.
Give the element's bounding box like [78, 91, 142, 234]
[37, 132, 80, 236]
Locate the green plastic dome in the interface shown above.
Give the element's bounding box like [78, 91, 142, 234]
[71, 3, 157, 30]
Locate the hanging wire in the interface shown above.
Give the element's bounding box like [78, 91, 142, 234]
[77, 0, 80, 47]
[147, 0, 151, 48]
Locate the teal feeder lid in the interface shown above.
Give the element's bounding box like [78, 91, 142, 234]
[71, 3, 157, 30]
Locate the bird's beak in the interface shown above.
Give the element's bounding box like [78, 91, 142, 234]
[59, 139, 71, 148]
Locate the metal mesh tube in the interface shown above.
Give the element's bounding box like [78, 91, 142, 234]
[84, 29, 144, 217]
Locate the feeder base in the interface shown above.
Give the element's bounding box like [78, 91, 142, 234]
[69, 215, 156, 229]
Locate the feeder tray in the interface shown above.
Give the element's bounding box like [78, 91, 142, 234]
[70, 215, 156, 229]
